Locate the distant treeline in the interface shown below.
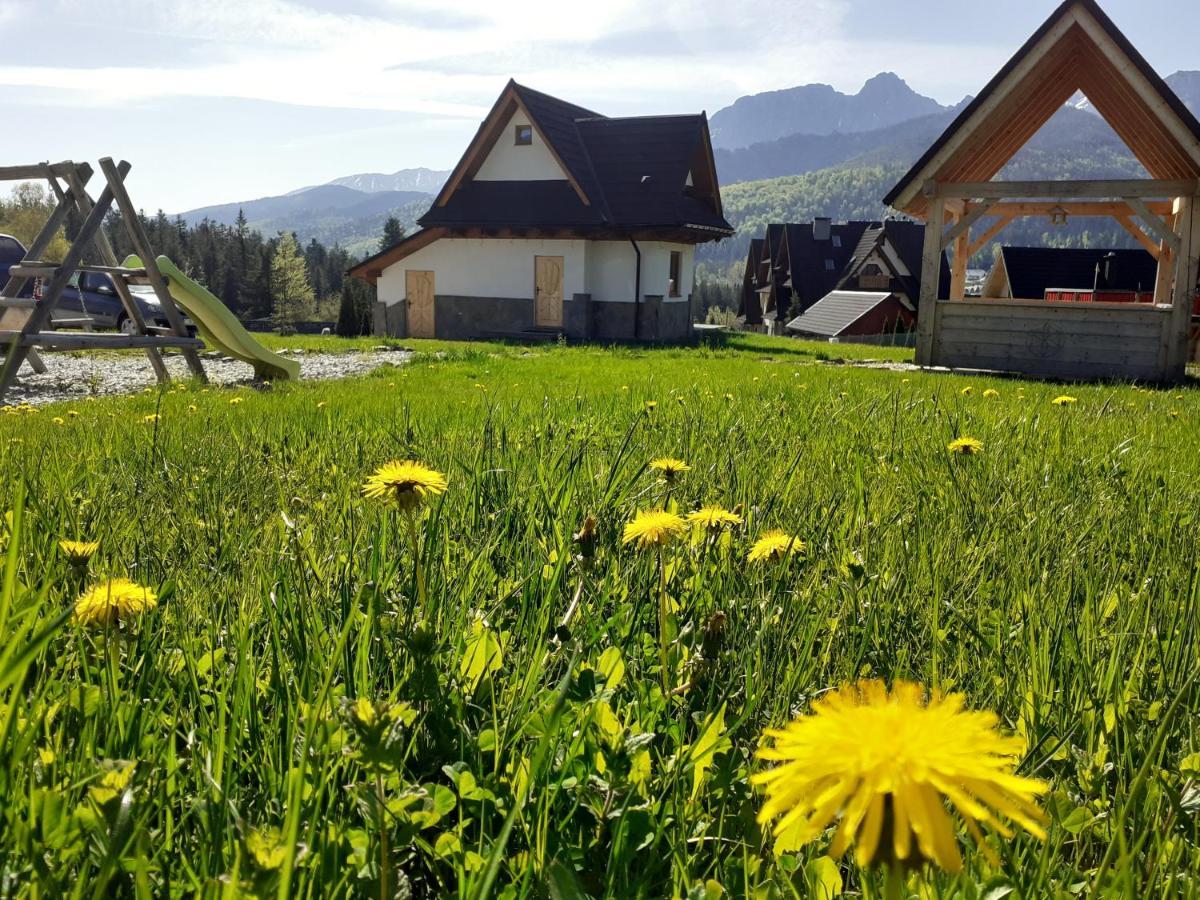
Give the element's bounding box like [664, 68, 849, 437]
[0, 183, 379, 336]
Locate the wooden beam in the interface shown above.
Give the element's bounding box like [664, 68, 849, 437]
[1113, 213, 1163, 258]
[1166, 195, 1200, 375]
[966, 215, 1017, 258]
[1124, 196, 1182, 253]
[0, 161, 88, 182]
[915, 196, 945, 366]
[99, 157, 206, 381]
[937, 179, 1199, 199]
[987, 200, 1173, 217]
[940, 199, 997, 250]
[0, 331, 203, 351]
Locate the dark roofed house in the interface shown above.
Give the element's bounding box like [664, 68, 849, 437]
[785, 290, 915, 342]
[349, 80, 733, 342]
[739, 238, 765, 326]
[983, 247, 1159, 302]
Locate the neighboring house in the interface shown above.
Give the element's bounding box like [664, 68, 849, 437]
[745, 217, 947, 338]
[739, 238, 765, 327]
[745, 223, 786, 333]
[983, 246, 1159, 302]
[785, 290, 915, 343]
[349, 80, 733, 342]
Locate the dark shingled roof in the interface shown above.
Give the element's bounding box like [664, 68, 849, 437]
[837, 220, 950, 302]
[785, 291, 894, 337]
[420, 81, 732, 236]
[782, 221, 873, 313]
[998, 246, 1159, 298]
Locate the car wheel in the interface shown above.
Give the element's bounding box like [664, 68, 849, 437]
[118, 316, 138, 335]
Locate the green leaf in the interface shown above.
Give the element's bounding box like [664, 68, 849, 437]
[804, 856, 843, 900]
[596, 646, 625, 690]
[686, 703, 729, 802]
[460, 621, 503, 692]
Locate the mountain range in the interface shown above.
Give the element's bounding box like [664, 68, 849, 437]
[177, 70, 1200, 265]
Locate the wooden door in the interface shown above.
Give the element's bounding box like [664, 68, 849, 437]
[535, 256, 564, 328]
[405, 270, 435, 338]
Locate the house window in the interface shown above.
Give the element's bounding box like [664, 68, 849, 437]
[832, 235, 842, 248]
[514, 124, 533, 145]
[824, 259, 836, 271]
[669, 250, 682, 297]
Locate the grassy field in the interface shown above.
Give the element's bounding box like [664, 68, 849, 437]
[2, 336, 1199, 898]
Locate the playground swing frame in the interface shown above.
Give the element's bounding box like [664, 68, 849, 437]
[0, 158, 207, 402]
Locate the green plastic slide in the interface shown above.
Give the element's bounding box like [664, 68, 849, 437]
[124, 255, 299, 381]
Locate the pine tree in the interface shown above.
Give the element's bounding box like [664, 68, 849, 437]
[380, 216, 404, 251]
[269, 232, 315, 333]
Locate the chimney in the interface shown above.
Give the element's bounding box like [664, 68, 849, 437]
[813, 217, 832, 241]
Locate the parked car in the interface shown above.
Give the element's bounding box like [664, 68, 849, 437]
[55, 271, 196, 336]
[0, 234, 38, 299]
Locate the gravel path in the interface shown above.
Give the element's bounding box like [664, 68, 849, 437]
[3, 348, 412, 406]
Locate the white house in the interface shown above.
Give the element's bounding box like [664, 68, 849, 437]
[349, 80, 733, 342]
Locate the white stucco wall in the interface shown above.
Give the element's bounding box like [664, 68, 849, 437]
[582, 241, 694, 303]
[474, 113, 567, 182]
[377, 238, 587, 304]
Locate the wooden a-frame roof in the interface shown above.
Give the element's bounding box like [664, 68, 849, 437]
[884, 0, 1200, 218]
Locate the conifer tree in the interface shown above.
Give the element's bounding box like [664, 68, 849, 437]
[269, 232, 315, 333]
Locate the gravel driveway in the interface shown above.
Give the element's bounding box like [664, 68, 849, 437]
[2, 348, 412, 406]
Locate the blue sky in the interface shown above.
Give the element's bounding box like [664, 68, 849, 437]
[0, 0, 1195, 213]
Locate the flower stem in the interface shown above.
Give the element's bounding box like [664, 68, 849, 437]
[405, 514, 427, 614]
[657, 549, 669, 694]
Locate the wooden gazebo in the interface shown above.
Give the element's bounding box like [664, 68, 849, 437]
[885, 0, 1200, 382]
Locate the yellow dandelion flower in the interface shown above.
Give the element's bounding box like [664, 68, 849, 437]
[188, 405, 197, 412]
[753, 680, 1049, 873]
[58, 540, 99, 565]
[317, 400, 328, 409]
[747, 530, 804, 563]
[73, 578, 158, 627]
[143, 414, 160, 424]
[362, 460, 448, 512]
[947, 436, 984, 455]
[960, 386, 974, 396]
[687, 505, 743, 533]
[51, 416, 65, 425]
[229, 397, 244, 406]
[1051, 395, 1077, 406]
[68, 410, 79, 417]
[983, 389, 1000, 399]
[622, 509, 686, 550]
[649, 457, 691, 480]
[723, 393, 734, 401]
[644, 400, 658, 411]
[1168, 409, 1180, 419]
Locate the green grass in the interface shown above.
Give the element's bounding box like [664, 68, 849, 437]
[2, 338, 1199, 897]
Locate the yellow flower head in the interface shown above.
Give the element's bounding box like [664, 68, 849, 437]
[649, 457, 691, 480]
[644, 400, 658, 412]
[622, 509, 686, 550]
[960, 386, 973, 396]
[143, 414, 160, 424]
[983, 389, 1000, 399]
[1051, 395, 1077, 406]
[58, 539, 99, 565]
[753, 680, 1048, 873]
[687, 505, 743, 533]
[73, 578, 158, 627]
[947, 436, 984, 455]
[52, 416, 65, 425]
[362, 460, 448, 513]
[748, 530, 805, 563]
[229, 397, 244, 406]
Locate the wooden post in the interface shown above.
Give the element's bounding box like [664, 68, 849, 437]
[62, 169, 170, 384]
[98, 158, 206, 381]
[915, 187, 945, 367]
[950, 211, 970, 300]
[1167, 194, 1200, 376]
[0, 164, 127, 401]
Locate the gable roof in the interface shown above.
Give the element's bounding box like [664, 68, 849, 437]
[781, 221, 873, 312]
[419, 79, 732, 236]
[885, 0, 1200, 216]
[785, 291, 895, 337]
[836, 220, 950, 302]
[995, 246, 1159, 298]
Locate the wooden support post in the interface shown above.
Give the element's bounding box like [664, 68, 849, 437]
[966, 215, 1017, 258]
[62, 169, 170, 384]
[915, 189, 945, 367]
[1113, 213, 1164, 260]
[98, 158, 206, 381]
[948, 209, 971, 300]
[0, 163, 127, 402]
[1166, 195, 1200, 376]
[1125, 197, 1182, 254]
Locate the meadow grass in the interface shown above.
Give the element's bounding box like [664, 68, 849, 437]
[1, 337, 1199, 897]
